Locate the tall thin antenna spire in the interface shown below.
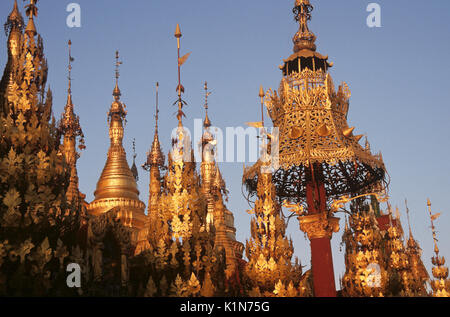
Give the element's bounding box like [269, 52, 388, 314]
[67, 40, 73, 97]
[259, 85, 265, 128]
[113, 50, 122, 99]
[405, 199, 413, 238]
[174, 24, 190, 126]
[155, 82, 159, 129]
[427, 199, 441, 256]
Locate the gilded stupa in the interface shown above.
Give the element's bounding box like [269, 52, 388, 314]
[87, 51, 146, 230]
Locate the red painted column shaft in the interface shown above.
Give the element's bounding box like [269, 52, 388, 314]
[310, 237, 336, 297]
[305, 165, 337, 297]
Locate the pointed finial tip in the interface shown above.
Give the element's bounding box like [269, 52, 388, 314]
[11, 0, 20, 16]
[175, 24, 182, 38]
[259, 85, 265, 98]
[427, 198, 431, 206]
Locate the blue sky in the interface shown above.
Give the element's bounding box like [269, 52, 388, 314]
[1, 0, 450, 289]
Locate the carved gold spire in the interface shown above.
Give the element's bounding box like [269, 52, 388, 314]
[0, 0, 24, 114]
[143, 83, 165, 219]
[403, 200, 429, 296]
[88, 51, 146, 231]
[58, 40, 85, 204]
[5, 0, 24, 35]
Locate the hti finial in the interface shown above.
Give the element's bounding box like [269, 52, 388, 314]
[68, 40, 73, 94]
[113, 50, 122, 99]
[155, 82, 160, 129]
[204, 81, 212, 128]
[67, 39, 74, 106]
[292, 0, 316, 52]
[131, 138, 139, 181]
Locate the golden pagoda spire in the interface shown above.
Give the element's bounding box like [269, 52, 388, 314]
[87, 50, 146, 231]
[144, 82, 165, 169]
[58, 40, 85, 204]
[427, 199, 450, 297]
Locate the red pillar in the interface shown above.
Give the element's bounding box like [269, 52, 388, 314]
[310, 237, 336, 297]
[305, 165, 337, 297]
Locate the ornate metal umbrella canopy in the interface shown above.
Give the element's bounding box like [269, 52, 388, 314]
[243, 0, 386, 205]
[243, 0, 387, 297]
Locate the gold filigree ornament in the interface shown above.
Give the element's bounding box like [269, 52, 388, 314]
[298, 212, 339, 240]
[330, 191, 389, 213]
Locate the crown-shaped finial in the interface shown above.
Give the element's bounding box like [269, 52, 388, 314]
[24, 0, 38, 36]
[292, 0, 317, 52]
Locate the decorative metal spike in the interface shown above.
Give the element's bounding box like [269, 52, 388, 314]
[354, 134, 364, 143]
[343, 127, 355, 137]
